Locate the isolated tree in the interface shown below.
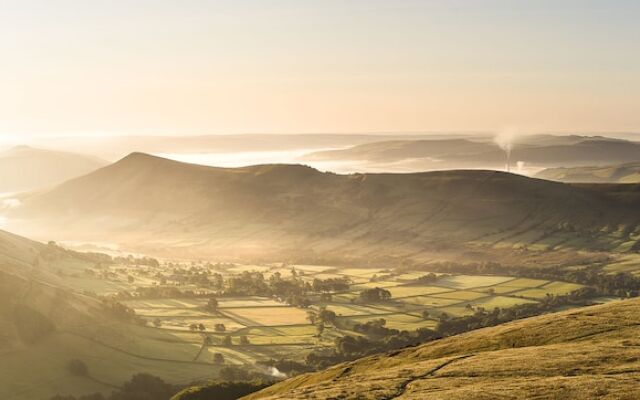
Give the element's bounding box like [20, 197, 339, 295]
[153, 318, 162, 328]
[214, 323, 226, 333]
[67, 359, 89, 377]
[315, 323, 325, 337]
[213, 353, 225, 364]
[319, 308, 337, 326]
[239, 336, 250, 345]
[421, 310, 430, 320]
[306, 310, 318, 325]
[222, 336, 233, 346]
[198, 323, 206, 332]
[205, 297, 219, 312]
[189, 323, 199, 332]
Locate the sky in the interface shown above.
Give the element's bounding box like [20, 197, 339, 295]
[1, 0, 639, 138]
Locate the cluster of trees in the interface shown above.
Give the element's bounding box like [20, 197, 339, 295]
[358, 287, 391, 303]
[101, 300, 145, 325]
[113, 256, 160, 268]
[352, 318, 398, 338]
[306, 306, 338, 336]
[170, 380, 272, 400]
[311, 277, 350, 293]
[223, 271, 352, 308]
[51, 373, 181, 400]
[217, 335, 250, 346]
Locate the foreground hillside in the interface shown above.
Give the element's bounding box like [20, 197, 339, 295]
[244, 298, 640, 400]
[8, 153, 640, 261]
[0, 145, 106, 193]
[537, 162, 640, 183]
[0, 231, 221, 399]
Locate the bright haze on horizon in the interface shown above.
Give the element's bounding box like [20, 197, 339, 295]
[1, 0, 639, 139]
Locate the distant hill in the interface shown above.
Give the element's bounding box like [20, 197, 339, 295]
[27, 133, 462, 161]
[302, 135, 640, 172]
[243, 298, 640, 400]
[536, 162, 640, 183]
[8, 153, 640, 261]
[0, 146, 107, 193]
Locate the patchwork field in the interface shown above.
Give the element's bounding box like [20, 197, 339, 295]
[92, 262, 589, 370]
[3, 248, 613, 400]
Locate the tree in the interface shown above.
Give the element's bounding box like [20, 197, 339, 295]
[189, 323, 199, 332]
[359, 287, 391, 303]
[315, 323, 325, 337]
[67, 359, 89, 377]
[239, 336, 250, 345]
[213, 353, 225, 364]
[214, 323, 226, 333]
[205, 297, 219, 313]
[319, 308, 337, 326]
[219, 366, 251, 381]
[153, 318, 162, 328]
[222, 336, 233, 346]
[198, 323, 206, 332]
[306, 310, 318, 325]
[421, 310, 430, 320]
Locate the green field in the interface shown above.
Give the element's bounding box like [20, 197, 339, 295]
[18, 259, 588, 400]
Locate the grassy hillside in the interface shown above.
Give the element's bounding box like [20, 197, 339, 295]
[9, 153, 640, 261]
[243, 298, 640, 399]
[0, 231, 222, 399]
[0, 145, 107, 193]
[536, 161, 640, 183]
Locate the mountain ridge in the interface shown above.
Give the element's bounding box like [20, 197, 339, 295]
[8, 153, 640, 261]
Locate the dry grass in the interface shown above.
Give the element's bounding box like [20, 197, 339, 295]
[244, 298, 640, 400]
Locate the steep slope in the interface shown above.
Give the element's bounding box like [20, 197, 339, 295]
[536, 162, 640, 183]
[0, 145, 107, 193]
[0, 230, 224, 399]
[244, 298, 640, 400]
[303, 136, 640, 171]
[8, 153, 640, 261]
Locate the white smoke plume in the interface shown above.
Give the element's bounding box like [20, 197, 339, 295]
[267, 366, 287, 378]
[494, 129, 518, 172]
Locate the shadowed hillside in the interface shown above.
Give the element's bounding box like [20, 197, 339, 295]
[243, 298, 640, 400]
[0, 146, 107, 193]
[8, 153, 640, 261]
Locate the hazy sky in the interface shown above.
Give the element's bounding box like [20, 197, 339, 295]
[1, 0, 639, 137]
